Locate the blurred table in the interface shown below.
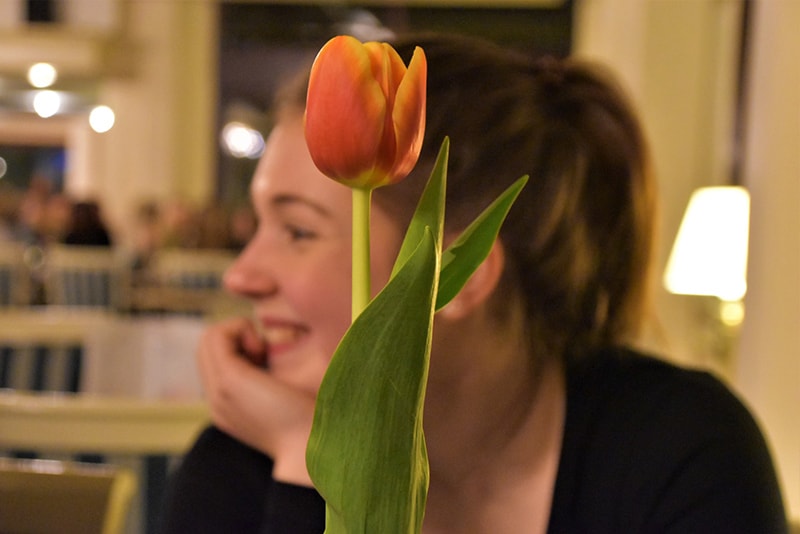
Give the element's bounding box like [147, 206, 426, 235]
[0, 390, 209, 534]
[0, 307, 112, 345]
[0, 309, 211, 534]
[0, 391, 208, 455]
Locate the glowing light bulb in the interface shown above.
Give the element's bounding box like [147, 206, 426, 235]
[664, 186, 750, 301]
[32, 90, 61, 118]
[221, 122, 264, 159]
[89, 105, 115, 133]
[27, 62, 58, 88]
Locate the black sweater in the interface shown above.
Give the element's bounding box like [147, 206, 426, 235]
[159, 348, 787, 533]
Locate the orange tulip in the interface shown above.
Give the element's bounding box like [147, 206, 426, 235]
[304, 35, 427, 190]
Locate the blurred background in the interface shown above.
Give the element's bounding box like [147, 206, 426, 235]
[0, 0, 797, 530]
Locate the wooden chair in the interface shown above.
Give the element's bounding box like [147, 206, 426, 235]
[0, 391, 208, 534]
[43, 245, 131, 310]
[0, 457, 137, 534]
[0, 308, 112, 392]
[0, 308, 208, 533]
[0, 242, 32, 307]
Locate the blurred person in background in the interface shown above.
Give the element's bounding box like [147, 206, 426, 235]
[161, 198, 201, 249]
[10, 177, 50, 246]
[227, 204, 257, 252]
[42, 193, 73, 244]
[0, 184, 22, 241]
[129, 200, 163, 272]
[62, 200, 112, 247]
[197, 204, 233, 250]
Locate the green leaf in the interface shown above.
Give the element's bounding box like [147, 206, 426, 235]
[391, 138, 449, 278]
[305, 134, 528, 534]
[435, 175, 528, 310]
[307, 228, 438, 534]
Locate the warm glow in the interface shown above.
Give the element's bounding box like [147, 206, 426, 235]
[664, 186, 750, 301]
[27, 62, 58, 88]
[32, 90, 61, 118]
[719, 299, 746, 327]
[221, 121, 264, 159]
[89, 105, 115, 133]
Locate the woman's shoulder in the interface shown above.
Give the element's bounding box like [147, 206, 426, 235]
[549, 347, 787, 533]
[563, 346, 771, 471]
[566, 347, 750, 425]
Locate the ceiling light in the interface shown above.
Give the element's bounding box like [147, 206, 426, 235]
[32, 90, 61, 118]
[27, 62, 58, 88]
[89, 105, 115, 133]
[221, 122, 264, 159]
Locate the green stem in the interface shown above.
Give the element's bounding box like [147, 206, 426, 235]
[352, 187, 372, 322]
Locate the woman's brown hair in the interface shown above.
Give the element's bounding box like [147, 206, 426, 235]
[275, 33, 658, 364]
[385, 34, 658, 363]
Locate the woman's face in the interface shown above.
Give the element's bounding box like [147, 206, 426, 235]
[224, 113, 404, 395]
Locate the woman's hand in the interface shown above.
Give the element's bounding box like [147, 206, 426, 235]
[196, 317, 316, 486]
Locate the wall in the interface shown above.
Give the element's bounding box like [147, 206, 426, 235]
[0, 0, 218, 249]
[85, 0, 218, 247]
[574, 0, 743, 370]
[737, 0, 800, 521]
[576, 0, 799, 520]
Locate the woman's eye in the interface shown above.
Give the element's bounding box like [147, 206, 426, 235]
[285, 224, 317, 242]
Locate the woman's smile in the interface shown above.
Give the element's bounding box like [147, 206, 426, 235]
[223, 113, 403, 395]
[256, 316, 310, 358]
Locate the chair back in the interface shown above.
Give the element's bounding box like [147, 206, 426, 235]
[44, 245, 130, 310]
[138, 248, 242, 315]
[0, 390, 208, 534]
[0, 309, 111, 392]
[0, 457, 136, 534]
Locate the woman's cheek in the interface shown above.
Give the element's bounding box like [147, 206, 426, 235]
[301, 266, 353, 359]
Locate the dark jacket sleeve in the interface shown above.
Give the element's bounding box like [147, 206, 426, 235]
[262, 480, 326, 534]
[158, 425, 322, 534]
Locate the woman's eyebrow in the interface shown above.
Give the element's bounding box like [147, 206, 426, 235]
[271, 193, 333, 218]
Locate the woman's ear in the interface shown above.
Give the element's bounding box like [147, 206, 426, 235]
[439, 239, 505, 320]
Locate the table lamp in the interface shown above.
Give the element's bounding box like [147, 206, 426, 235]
[663, 185, 750, 378]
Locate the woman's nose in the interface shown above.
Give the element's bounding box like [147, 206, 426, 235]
[223, 239, 277, 299]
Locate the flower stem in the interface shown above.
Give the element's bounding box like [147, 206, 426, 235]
[352, 187, 372, 322]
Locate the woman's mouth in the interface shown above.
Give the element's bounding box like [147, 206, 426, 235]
[256, 319, 309, 356]
[263, 325, 301, 345]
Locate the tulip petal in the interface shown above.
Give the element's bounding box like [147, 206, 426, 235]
[363, 42, 391, 102]
[305, 36, 426, 189]
[305, 36, 387, 184]
[390, 47, 427, 184]
[364, 42, 411, 187]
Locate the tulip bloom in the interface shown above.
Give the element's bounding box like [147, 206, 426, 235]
[304, 35, 426, 190]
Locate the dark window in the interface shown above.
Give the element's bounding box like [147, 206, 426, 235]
[26, 0, 57, 23]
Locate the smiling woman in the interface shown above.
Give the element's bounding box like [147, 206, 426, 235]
[158, 32, 787, 534]
[223, 114, 401, 398]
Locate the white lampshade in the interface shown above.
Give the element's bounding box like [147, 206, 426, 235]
[663, 186, 750, 301]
